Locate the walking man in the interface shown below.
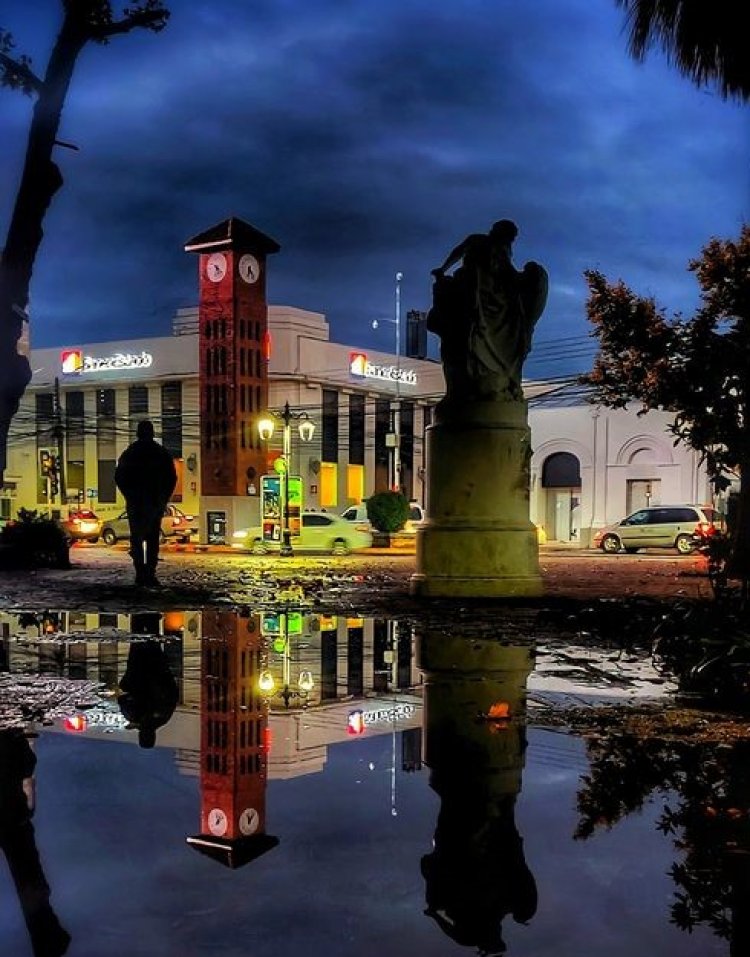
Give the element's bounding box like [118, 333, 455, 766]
[115, 420, 177, 586]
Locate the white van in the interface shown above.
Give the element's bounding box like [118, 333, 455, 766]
[340, 500, 425, 533]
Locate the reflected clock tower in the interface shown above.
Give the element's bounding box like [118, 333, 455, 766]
[187, 609, 278, 868]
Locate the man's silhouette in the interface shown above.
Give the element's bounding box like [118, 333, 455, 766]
[117, 631, 179, 750]
[115, 419, 177, 586]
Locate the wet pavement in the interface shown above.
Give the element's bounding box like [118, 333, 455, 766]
[2, 547, 747, 955]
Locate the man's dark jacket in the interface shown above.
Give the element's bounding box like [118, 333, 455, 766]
[115, 437, 177, 517]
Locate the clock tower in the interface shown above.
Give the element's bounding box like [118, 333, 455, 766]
[187, 609, 278, 868]
[184, 217, 280, 540]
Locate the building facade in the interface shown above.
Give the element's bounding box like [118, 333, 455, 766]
[1, 305, 444, 542]
[0, 310, 717, 546]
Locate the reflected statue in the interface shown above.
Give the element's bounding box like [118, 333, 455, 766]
[428, 219, 548, 405]
[0, 729, 70, 957]
[418, 634, 537, 955]
[117, 614, 179, 749]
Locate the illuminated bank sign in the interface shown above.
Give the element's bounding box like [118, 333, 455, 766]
[61, 348, 153, 375]
[349, 352, 417, 387]
[347, 703, 416, 734]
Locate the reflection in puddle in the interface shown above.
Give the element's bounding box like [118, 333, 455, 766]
[0, 729, 71, 957]
[419, 634, 537, 954]
[576, 733, 750, 952]
[0, 608, 734, 956]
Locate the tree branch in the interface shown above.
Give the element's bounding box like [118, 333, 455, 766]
[0, 49, 42, 95]
[89, 7, 170, 41]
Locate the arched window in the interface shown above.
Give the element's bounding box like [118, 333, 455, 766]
[542, 452, 581, 488]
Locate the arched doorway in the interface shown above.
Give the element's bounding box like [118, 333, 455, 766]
[542, 452, 582, 542]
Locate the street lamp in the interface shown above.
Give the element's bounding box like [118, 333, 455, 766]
[372, 270, 403, 491]
[258, 614, 314, 709]
[257, 401, 315, 556]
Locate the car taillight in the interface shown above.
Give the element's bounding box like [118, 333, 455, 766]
[696, 522, 712, 535]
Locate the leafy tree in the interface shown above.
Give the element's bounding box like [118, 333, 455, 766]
[366, 491, 410, 533]
[616, 0, 750, 102]
[0, 1, 170, 481]
[582, 226, 750, 581]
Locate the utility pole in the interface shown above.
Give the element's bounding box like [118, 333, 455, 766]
[53, 377, 66, 506]
[393, 271, 403, 493]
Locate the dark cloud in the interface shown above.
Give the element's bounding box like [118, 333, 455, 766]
[1, 0, 747, 374]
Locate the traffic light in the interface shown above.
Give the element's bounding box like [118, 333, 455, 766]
[39, 449, 53, 477]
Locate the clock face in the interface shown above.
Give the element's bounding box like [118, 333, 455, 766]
[207, 807, 228, 837]
[206, 252, 227, 283]
[238, 253, 260, 284]
[238, 807, 260, 836]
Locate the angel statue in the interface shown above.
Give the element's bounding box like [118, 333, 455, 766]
[427, 219, 548, 405]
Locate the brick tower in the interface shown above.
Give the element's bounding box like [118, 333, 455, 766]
[184, 218, 280, 540]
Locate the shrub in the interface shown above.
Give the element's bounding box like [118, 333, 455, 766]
[0, 508, 71, 569]
[366, 492, 409, 533]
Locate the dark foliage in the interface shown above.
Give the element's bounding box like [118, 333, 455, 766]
[616, 0, 750, 102]
[577, 733, 750, 942]
[366, 491, 410, 533]
[0, 508, 70, 569]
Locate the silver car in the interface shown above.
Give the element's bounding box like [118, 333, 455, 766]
[593, 504, 721, 555]
[100, 505, 197, 546]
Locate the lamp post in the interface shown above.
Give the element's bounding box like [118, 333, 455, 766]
[257, 401, 315, 556]
[372, 270, 403, 491]
[258, 613, 314, 708]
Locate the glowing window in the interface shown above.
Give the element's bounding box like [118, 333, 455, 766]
[320, 462, 337, 508]
[346, 464, 364, 503]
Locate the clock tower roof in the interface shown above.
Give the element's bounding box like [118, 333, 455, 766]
[184, 217, 281, 255]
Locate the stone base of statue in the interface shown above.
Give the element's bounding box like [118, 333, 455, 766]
[410, 400, 542, 598]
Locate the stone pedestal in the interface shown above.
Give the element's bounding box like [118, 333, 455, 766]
[411, 400, 542, 598]
[418, 634, 532, 793]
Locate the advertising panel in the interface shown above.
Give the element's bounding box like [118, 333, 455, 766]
[260, 474, 303, 541]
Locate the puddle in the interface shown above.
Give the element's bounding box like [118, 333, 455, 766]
[0, 608, 740, 956]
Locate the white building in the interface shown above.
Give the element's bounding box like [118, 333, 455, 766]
[0, 304, 712, 547]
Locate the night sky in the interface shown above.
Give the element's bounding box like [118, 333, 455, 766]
[1, 0, 747, 379]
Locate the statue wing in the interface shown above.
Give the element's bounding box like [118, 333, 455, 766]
[520, 262, 549, 325]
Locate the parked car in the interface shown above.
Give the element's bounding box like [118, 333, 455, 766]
[60, 509, 102, 544]
[339, 499, 425, 534]
[100, 505, 198, 546]
[340, 503, 371, 531]
[403, 500, 426, 534]
[232, 511, 373, 555]
[163, 504, 199, 541]
[593, 504, 722, 555]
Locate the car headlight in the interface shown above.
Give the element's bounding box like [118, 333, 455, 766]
[232, 530, 248, 539]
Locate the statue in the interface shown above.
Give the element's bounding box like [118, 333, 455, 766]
[427, 219, 548, 404]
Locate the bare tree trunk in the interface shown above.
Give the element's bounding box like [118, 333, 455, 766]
[0, 16, 85, 480]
